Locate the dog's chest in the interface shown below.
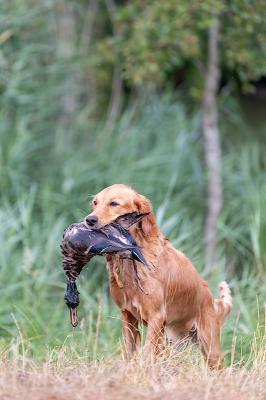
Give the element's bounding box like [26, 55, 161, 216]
[106, 256, 148, 322]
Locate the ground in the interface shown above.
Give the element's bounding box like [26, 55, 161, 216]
[1, 344, 265, 400]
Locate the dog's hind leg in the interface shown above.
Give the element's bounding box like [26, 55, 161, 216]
[196, 282, 232, 369]
[197, 310, 224, 369]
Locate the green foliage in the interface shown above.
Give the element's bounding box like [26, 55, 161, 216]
[95, 0, 266, 93]
[0, 0, 265, 364]
[224, 0, 266, 88]
[0, 94, 266, 361]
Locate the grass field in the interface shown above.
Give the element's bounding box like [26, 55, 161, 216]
[0, 97, 266, 399]
[1, 336, 265, 400]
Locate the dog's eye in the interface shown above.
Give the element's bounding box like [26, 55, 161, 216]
[110, 201, 119, 207]
[93, 199, 98, 206]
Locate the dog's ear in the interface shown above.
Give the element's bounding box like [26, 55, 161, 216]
[134, 194, 156, 236]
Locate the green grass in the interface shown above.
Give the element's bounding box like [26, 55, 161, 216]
[0, 4, 265, 398]
[0, 95, 266, 364]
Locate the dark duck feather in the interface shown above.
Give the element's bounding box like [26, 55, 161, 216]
[61, 212, 148, 327]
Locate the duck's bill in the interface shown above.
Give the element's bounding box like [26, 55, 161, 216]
[69, 307, 78, 327]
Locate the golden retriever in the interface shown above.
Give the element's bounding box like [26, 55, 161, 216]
[85, 184, 232, 368]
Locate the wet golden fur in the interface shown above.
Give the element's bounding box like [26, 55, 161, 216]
[87, 184, 232, 368]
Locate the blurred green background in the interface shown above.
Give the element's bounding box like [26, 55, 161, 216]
[0, 0, 265, 363]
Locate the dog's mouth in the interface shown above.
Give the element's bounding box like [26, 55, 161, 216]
[83, 220, 107, 230]
[83, 212, 149, 231]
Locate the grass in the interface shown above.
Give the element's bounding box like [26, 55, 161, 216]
[1, 333, 265, 400]
[1, 97, 265, 351]
[0, 2, 265, 396]
[0, 94, 266, 397]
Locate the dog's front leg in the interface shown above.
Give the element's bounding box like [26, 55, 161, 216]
[121, 310, 141, 356]
[145, 314, 165, 356]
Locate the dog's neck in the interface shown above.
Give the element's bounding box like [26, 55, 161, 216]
[106, 213, 165, 275]
[106, 216, 165, 290]
[130, 214, 164, 247]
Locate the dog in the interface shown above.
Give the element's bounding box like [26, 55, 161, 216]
[85, 184, 232, 368]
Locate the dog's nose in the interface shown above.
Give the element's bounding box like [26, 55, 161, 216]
[85, 215, 98, 226]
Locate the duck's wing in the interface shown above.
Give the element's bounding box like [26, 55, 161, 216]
[131, 247, 148, 266]
[94, 224, 148, 266]
[86, 234, 135, 255]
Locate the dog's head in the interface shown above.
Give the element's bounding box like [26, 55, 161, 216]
[85, 184, 156, 237]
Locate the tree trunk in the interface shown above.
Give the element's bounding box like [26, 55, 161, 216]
[202, 19, 223, 270]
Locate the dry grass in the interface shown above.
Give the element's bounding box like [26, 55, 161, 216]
[0, 338, 265, 400]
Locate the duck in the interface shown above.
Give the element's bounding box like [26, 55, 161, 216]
[61, 212, 148, 327]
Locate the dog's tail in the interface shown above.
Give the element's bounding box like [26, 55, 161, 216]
[214, 281, 232, 325]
